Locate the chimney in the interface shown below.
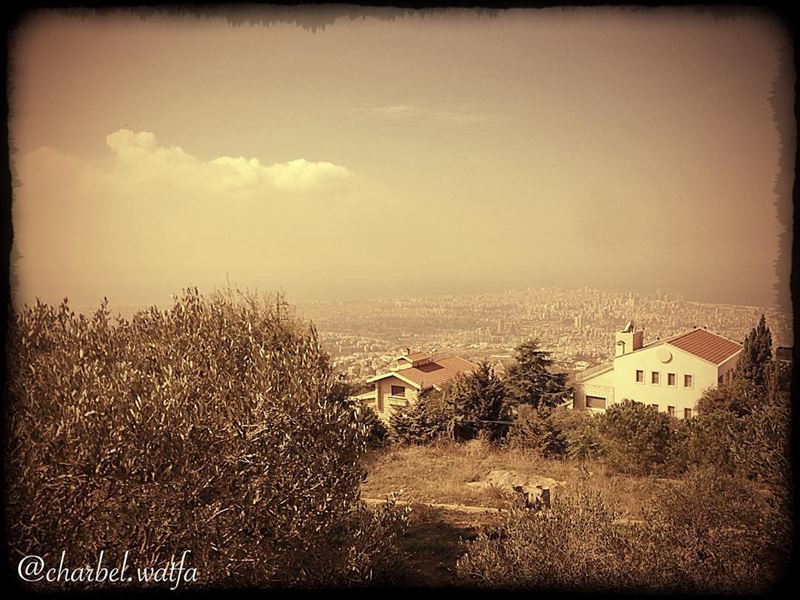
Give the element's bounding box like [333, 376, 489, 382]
[394, 348, 414, 371]
[615, 322, 644, 357]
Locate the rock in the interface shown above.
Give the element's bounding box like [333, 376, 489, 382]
[513, 483, 551, 510]
[470, 469, 564, 510]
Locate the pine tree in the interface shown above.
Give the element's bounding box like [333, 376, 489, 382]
[389, 389, 452, 444]
[505, 339, 572, 409]
[447, 362, 508, 441]
[736, 314, 774, 401]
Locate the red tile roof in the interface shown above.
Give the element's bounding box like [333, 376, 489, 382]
[371, 355, 478, 390]
[666, 328, 741, 364]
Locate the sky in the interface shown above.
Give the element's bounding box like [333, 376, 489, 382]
[8, 7, 794, 310]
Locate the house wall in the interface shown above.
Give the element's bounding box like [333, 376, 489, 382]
[613, 345, 717, 417]
[717, 353, 740, 385]
[374, 376, 419, 421]
[573, 369, 616, 412]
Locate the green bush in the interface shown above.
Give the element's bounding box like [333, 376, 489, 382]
[566, 413, 603, 461]
[389, 389, 452, 445]
[697, 378, 760, 416]
[506, 405, 551, 452]
[457, 483, 638, 591]
[635, 467, 789, 593]
[679, 394, 790, 485]
[731, 399, 791, 486]
[457, 469, 789, 592]
[355, 404, 390, 449]
[594, 400, 677, 476]
[6, 290, 408, 588]
[673, 409, 741, 474]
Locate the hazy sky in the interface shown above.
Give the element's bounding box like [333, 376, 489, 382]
[9, 7, 794, 310]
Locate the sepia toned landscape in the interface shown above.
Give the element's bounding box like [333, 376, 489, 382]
[4, 6, 794, 593]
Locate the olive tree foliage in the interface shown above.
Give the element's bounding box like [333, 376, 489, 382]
[354, 404, 390, 449]
[504, 340, 571, 409]
[6, 289, 408, 588]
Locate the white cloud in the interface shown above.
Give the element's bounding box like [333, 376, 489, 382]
[102, 128, 353, 193]
[11, 129, 374, 306]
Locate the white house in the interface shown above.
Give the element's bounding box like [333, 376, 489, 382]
[573, 323, 742, 419]
[353, 349, 477, 421]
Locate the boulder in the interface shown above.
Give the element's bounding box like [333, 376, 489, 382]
[468, 469, 563, 510]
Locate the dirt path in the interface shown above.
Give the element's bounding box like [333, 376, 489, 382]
[362, 497, 508, 514]
[366, 499, 504, 587]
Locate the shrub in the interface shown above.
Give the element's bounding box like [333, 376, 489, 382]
[636, 467, 789, 593]
[457, 469, 789, 593]
[506, 404, 551, 452]
[6, 290, 408, 588]
[696, 378, 760, 416]
[674, 409, 741, 474]
[731, 399, 791, 486]
[389, 389, 452, 445]
[682, 394, 790, 485]
[594, 400, 676, 476]
[355, 404, 390, 449]
[565, 413, 603, 461]
[456, 483, 638, 591]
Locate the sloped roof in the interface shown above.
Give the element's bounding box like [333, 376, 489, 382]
[573, 361, 614, 383]
[577, 328, 742, 383]
[369, 355, 478, 390]
[666, 328, 742, 364]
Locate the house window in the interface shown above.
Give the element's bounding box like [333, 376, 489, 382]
[649, 404, 659, 412]
[684, 408, 693, 419]
[635, 370, 644, 383]
[667, 373, 676, 386]
[726, 371, 732, 383]
[684, 374, 693, 388]
[390, 385, 406, 397]
[667, 406, 676, 416]
[586, 395, 607, 409]
[718, 375, 724, 385]
[651, 372, 660, 385]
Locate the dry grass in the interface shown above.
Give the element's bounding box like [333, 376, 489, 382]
[362, 439, 663, 517]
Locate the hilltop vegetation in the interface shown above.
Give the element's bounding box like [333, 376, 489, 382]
[5, 291, 791, 592]
[378, 319, 792, 592]
[6, 289, 408, 588]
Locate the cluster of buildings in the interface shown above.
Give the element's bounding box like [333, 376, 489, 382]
[354, 322, 769, 422]
[299, 287, 791, 380]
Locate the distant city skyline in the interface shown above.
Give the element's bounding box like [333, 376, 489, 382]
[9, 8, 793, 311]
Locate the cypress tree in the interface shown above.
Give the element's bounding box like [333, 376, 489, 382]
[736, 314, 774, 401]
